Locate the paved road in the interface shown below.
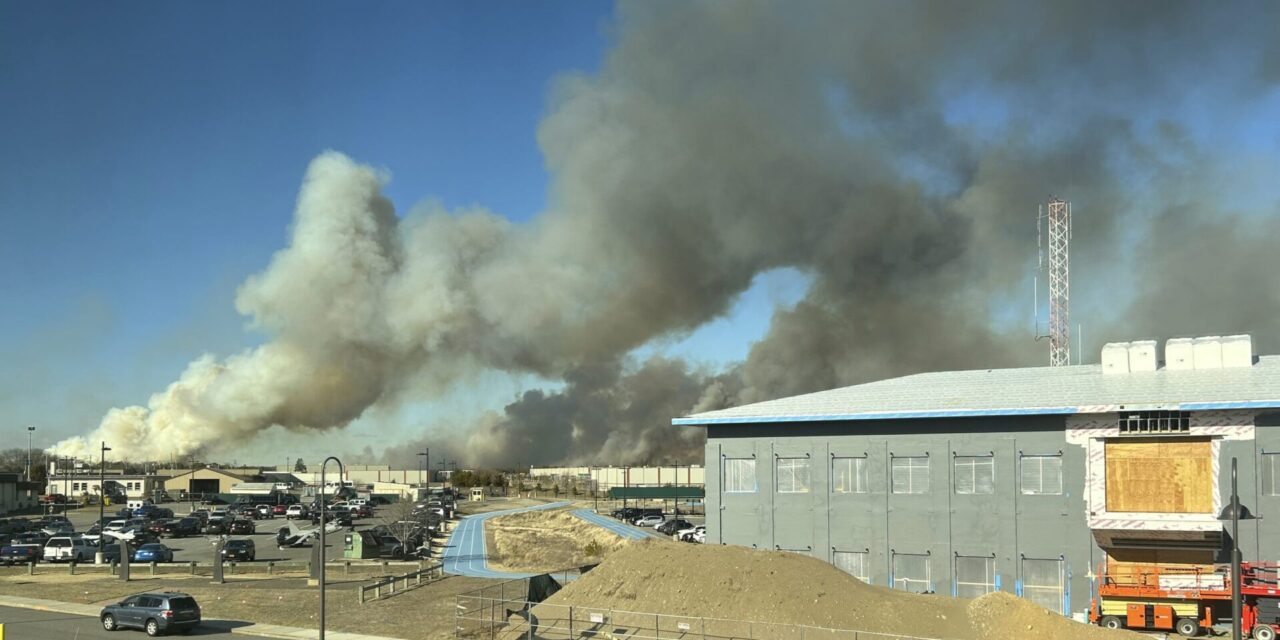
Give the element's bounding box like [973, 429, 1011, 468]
[442, 501, 570, 578]
[0, 605, 240, 638]
[570, 509, 666, 539]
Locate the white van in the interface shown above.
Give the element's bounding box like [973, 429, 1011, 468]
[44, 536, 94, 563]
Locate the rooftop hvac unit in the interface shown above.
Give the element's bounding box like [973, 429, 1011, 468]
[1101, 342, 1131, 374]
[1193, 336, 1223, 370]
[1128, 340, 1158, 372]
[1221, 334, 1254, 368]
[1166, 338, 1195, 371]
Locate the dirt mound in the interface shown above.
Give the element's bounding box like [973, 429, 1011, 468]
[486, 508, 634, 573]
[538, 542, 1143, 640]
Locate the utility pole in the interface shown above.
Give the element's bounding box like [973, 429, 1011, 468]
[97, 442, 112, 564]
[418, 450, 429, 486]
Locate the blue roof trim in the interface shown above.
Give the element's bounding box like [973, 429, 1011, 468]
[1181, 400, 1280, 410]
[672, 406, 1079, 426]
[672, 398, 1280, 426]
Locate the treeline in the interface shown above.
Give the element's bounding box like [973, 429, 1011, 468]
[449, 469, 507, 488]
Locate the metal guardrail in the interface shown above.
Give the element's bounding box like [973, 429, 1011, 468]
[455, 579, 953, 640]
[2, 559, 426, 577]
[358, 561, 445, 603]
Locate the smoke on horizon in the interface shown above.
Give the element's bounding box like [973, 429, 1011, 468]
[52, 0, 1280, 466]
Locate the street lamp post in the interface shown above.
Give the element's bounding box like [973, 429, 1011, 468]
[418, 450, 429, 487]
[318, 456, 344, 640]
[26, 426, 35, 481]
[98, 442, 112, 564]
[1218, 457, 1257, 640]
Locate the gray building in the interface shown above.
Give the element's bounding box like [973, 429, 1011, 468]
[674, 336, 1280, 619]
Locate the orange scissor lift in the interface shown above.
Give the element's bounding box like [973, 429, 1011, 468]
[1090, 563, 1233, 636]
[1240, 562, 1280, 640]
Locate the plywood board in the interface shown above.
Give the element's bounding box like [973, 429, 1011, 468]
[1105, 549, 1215, 584]
[1105, 440, 1213, 513]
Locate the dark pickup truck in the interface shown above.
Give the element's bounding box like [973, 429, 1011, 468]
[0, 544, 41, 565]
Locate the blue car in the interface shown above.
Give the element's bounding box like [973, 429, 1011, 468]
[131, 543, 174, 563]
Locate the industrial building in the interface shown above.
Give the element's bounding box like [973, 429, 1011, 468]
[674, 335, 1280, 619]
[529, 465, 705, 493]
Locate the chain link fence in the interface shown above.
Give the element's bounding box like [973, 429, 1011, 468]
[456, 577, 953, 640]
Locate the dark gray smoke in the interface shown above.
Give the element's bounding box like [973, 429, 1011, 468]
[55, 0, 1280, 465]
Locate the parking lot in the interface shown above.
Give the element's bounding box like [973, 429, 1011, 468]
[8, 503, 414, 565]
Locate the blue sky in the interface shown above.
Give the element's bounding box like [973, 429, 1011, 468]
[0, 2, 810, 454]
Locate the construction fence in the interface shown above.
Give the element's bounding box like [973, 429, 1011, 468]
[455, 577, 951, 640]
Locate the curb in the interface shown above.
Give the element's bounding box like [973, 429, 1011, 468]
[0, 595, 406, 640]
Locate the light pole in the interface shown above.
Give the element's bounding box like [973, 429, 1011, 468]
[26, 426, 35, 481]
[98, 442, 112, 563]
[318, 456, 344, 640]
[418, 450, 429, 487]
[1218, 457, 1256, 640]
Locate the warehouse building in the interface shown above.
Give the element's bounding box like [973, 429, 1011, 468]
[674, 335, 1280, 619]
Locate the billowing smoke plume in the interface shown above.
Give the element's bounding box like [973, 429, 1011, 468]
[53, 0, 1280, 464]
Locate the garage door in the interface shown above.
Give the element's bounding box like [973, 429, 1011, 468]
[1105, 439, 1213, 513]
[190, 479, 220, 495]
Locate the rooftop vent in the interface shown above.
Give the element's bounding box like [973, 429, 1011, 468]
[1128, 340, 1158, 372]
[1101, 342, 1130, 374]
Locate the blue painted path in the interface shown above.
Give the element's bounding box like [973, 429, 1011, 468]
[571, 509, 664, 539]
[442, 501, 570, 578]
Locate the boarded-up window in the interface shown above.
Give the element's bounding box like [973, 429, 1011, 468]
[832, 457, 868, 494]
[956, 556, 996, 598]
[834, 550, 869, 582]
[955, 456, 994, 495]
[1022, 558, 1065, 614]
[1105, 440, 1213, 513]
[724, 458, 757, 493]
[893, 553, 931, 593]
[1021, 454, 1063, 495]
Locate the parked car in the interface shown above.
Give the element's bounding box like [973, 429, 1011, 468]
[633, 514, 665, 527]
[678, 525, 706, 542]
[159, 518, 199, 538]
[44, 536, 94, 562]
[0, 544, 41, 565]
[254, 504, 274, 519]
[145, 520, 172, 536]
[100, 591, 201, 636]
[227, 519, 256, 535]
[220, 539, 256, 562]
[656, 519, 694, 536]
[285, 505, 308, 519]
[41, 523, 75, 537]
[204, 518, 228, 535]
[131, 543, 175, 563]
[271, 504, 288, 516]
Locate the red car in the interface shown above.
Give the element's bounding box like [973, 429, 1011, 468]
[271, 504, 288, 516]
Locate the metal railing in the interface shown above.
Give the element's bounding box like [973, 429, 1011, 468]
[358, 561, 445, 603]
[455, 578, 953, 640]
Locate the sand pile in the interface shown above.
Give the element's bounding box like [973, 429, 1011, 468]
[537, 542, 1143, 640]
[486, 508, 636, 573]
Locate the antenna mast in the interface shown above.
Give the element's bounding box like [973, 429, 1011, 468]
[1035, 198, 1072, 366]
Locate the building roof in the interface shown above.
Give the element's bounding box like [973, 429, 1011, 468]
[162, 467, 251, 482]
[673, 356, 1280, 426]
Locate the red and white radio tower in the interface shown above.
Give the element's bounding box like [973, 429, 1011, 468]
[1037, 198, 1072, 366]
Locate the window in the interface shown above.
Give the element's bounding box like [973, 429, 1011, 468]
[891, 456, 930, 494]
[724, 458, 757, 493]
[954, 456, 994, 495]
[1118, 410, 1190, 435]
[1263, 453, 1280, 496]
[776, 457, 811, 494]
[955, 556, 996, 598]
[1021, 557, 1065, 614]
[1020, 454, 1063, 495]
[893, 553, 931, 593]
[832, 457, 868, 494]
[834, 550, 870, 583]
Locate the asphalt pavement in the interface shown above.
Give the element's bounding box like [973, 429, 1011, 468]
[0, 604, 241, 638]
